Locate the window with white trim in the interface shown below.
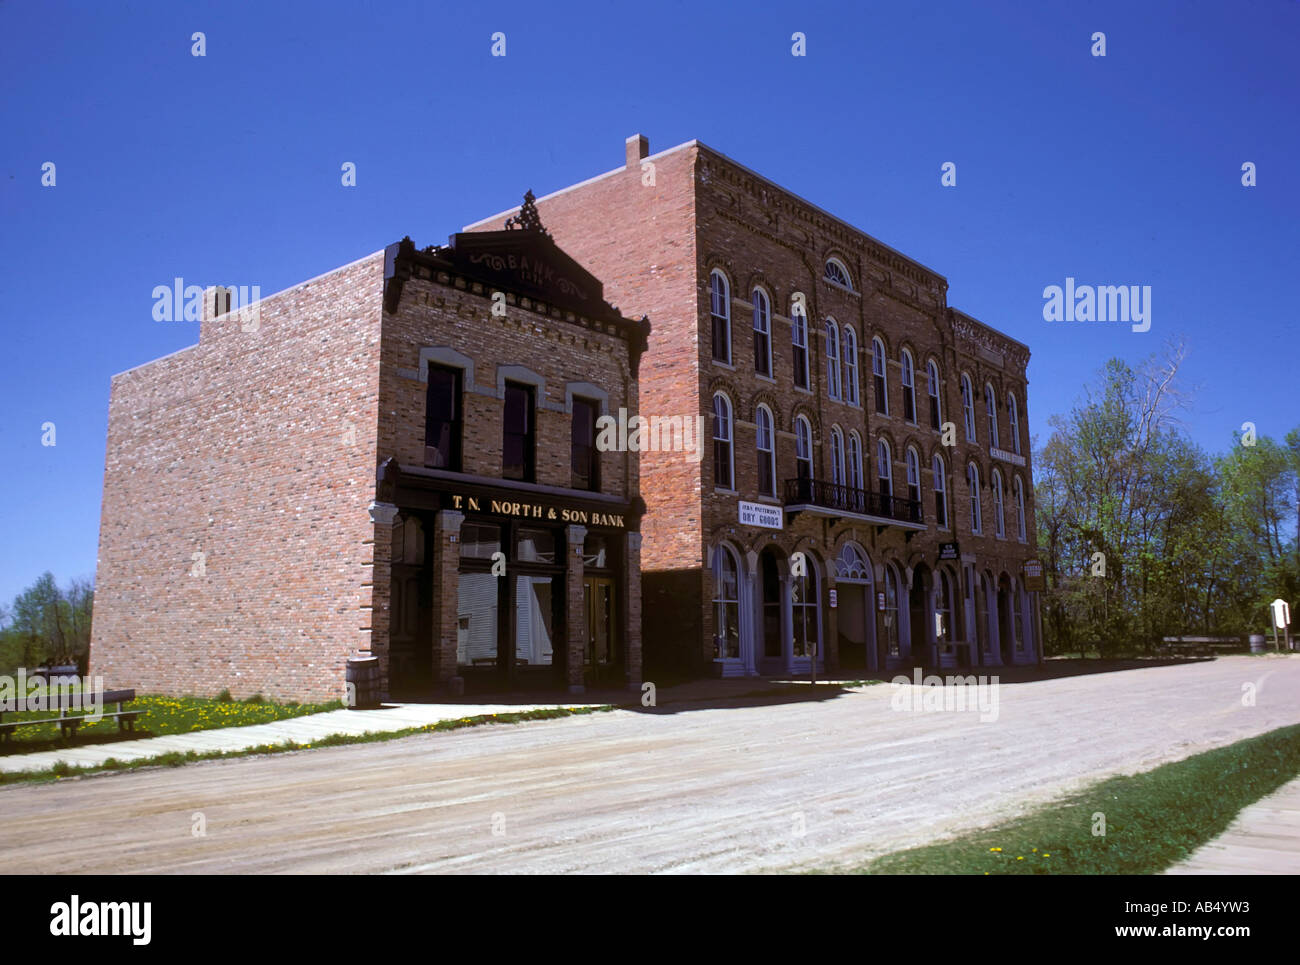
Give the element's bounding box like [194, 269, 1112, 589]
[1008, 391, 1021, 456]
[843, 326, 859, 405]
[933, 454, 948, 528]
[756, 404, 776, 498]
[986, 382, 999, 449]
[753, 288, 772, 377]
[961, 374, 976, 442]
[709, 270, 731, 364]
[906, 446, 921, 504]
[795, 415, 813, 482]
[872, 337, 888, 415]
[927, 359, 942, 430]
[831, 426, 846, 486]
[848, 432, 863, 492]
[992, 467, 1005, 538]
[713, 393, 733, 490]
[1014, 474, 1027, 542]
[901, 349, 917, 424]
[968, 462, 982, 533]
[825, 319, 841, 401]
[824, 258, 852, 289]
[792, 304, 810, 390]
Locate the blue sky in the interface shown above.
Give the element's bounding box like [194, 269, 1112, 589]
[1, 0, 1296, 606]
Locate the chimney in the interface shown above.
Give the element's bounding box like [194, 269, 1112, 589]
[625, 133, 649, 169]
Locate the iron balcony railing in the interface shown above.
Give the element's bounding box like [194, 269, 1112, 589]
[784, 477, 923, 525]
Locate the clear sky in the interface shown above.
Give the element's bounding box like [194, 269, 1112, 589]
[1, 0, 1296, 606]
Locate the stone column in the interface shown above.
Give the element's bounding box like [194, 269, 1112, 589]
[624, 532, 642, 690]
[566, 525, 587, 695]
[433, 509, 465, 694]
[366, 501, 399, 700]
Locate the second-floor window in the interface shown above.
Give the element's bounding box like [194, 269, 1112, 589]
[425, 364, 462, 470]
[847, 432, 863, 491]
[877, 439, 893, 503]
[927, 360, 942, 429]
[710, 270, 731, 364]
[831, 427, 846, 486]
[502, 381, 535, 482]
[843, 327, 859, 405]
[571, 397, 599, 491]
[961, 374, 977, 442]
[906, 446, 921, 504]
[753, 289, 772, 377]
[872, 338, 888, 414]
[795, 416, 814, 481]
[756, 405, 776, 497]
[713, 393, 734, 490]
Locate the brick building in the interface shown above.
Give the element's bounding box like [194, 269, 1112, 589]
[467, 136, 1041, 679]
[91, 206, 648, 701]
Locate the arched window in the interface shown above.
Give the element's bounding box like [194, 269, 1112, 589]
[835, 542, 871, 581]
[843, 327, 859, 405]
[883, 565, 901, 657]
[961, 374, 976, 442]
[709, 270, 730, 365]
[756, 404, 776, 497]
[901, 349, 917, 423]
[936, 570, 954, 645]
[906, 446, 921, 504]
[992, 468, 1005, 538]
[847, 431, 863, 492]
[831, 426, 846, 487]
[825, 319, 841, 401]
[791, 301, 810, 390]
[933, 454, 948, 528]
[752, 288, 772, 377]
[872, 338, 888, 415]
[927, 360, 942, 429]
[985, 382, 999, 448]
[1014, 474, 1027, 542]
[712, 546, 740, 659]
[968, 462, 982, 533]
[791, 561, 819, 658]
[795, 415, 813, 482]
[712, 393, 733, 490]
[824, 258, 852, 289]
[877, 439, 893, 510]
[1008, 391, 1021, 456]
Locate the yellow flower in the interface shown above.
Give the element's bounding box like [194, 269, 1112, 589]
[1016, 856, 1024, 860]
[989, 847, 1001, 852]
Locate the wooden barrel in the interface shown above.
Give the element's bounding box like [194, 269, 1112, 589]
[345, 656, 381, 709]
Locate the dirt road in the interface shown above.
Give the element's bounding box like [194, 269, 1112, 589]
[4, 656, 1297, 874]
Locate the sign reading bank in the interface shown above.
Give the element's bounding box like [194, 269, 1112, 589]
[739, 501, 783, 530]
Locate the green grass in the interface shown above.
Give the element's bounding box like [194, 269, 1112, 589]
[848, 722, 1300, 874]
[0, 705, 614, 785]
[0, 693, 341, 754]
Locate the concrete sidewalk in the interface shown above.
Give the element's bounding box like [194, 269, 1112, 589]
[1166, 776, 1300, 874]
[0, 676, 826, 776]
[0, 701, 594, 775]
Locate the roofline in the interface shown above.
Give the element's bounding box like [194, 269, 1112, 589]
[949, 307, 1031, 354]
[111, 248, 386, 380]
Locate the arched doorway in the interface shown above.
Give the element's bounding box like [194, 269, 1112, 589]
[833, 542, 876, 672]
[909, 563, 932, 667]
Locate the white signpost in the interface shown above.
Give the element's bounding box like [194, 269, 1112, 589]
[1270, 598, 1292, 651]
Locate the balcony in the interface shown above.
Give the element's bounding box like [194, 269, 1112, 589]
[783, 478, 925, 533]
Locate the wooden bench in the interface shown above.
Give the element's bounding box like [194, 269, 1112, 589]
[0, 689, 138, 742]
[1157, 637, 1245, 658]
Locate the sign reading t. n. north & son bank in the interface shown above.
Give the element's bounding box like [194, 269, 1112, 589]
[738, 500, 783, 530]
[451, 493, 625, 528]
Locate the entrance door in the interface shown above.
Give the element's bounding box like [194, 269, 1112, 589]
[584, 576, 617, 685]
[836, 584, 869, 671]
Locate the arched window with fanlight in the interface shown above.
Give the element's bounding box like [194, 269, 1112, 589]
[1008, 391, 1022, 456]
[756, 404, 776, 498]
[927, 359, 942, 429]
[709, 269, 731, 365]
[872, 338, 888, 415]
[901, 349, 917, 423]
[992, 467, 1005, 538]
[752, 288, 772, 377]
[712, 392, 733, 490]
[1014, 474, 1027, 542]
[933, 454, 948, 529]
[824, 258, 852, 290]
[968, 462, 982, 533]
[842, 327, 859, 405]
[961, 374, 976, 442]
[825, 319, 841, 401]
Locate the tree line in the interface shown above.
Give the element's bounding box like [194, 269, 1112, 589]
[0, 572, 94, 674]
[1034, 340, 1299, 656]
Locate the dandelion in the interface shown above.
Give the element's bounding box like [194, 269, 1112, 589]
[989, 847, 1001, 852]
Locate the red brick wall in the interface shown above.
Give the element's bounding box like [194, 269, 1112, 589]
[89, 252, 386, 702]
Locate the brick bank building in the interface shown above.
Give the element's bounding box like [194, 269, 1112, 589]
[91, 211, 648, 701]
[468, 136, 1042, 679]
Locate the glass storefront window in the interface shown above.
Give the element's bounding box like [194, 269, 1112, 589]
[583, 533, 610, 568]
[516, 528, 556, 564]
[460, 523, 501, 560]
[457, 572, 499, 668]
[513, 575, 556, 666]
